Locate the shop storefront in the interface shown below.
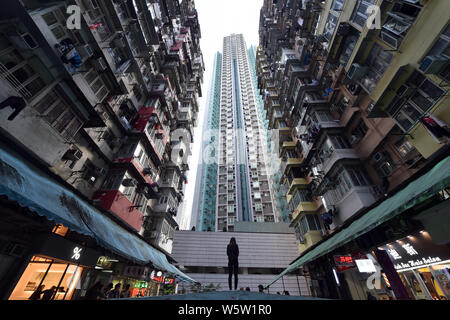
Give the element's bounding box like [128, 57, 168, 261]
[8, 232, 100, 300]
[80, 259, 176, 298]
[381, 230, 450, 300]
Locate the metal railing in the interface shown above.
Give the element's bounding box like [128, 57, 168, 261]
[0, 63, 32, 100]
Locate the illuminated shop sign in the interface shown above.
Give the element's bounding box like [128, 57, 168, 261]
[381, 231, 450, 271]
[36, 233, 100, 267]
[334, 252, 368, 272]
[355, 259, 376, 273]
[150, 270, 164, 283]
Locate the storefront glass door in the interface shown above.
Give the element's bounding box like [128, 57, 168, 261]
[430, 264, 450, 300]
[400, 271, 430, 300]
[8, 256, 83, 300]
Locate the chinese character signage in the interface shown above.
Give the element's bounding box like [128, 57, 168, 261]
[334, 255, 355, 272]
[381, 231, 450, 271]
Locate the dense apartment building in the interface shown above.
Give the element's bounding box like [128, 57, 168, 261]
[257, 0, 449, 254]
[193, 34, 289, 232]
[0, 0, 203, 300]
[256, 0, 450, 299]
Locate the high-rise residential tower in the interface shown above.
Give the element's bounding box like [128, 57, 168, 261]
[194, 34, 288, 232]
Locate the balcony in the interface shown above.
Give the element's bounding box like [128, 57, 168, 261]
[159, 168, 180, 190]
[379, 2, 422, 51]
[133, 106, 167, 162]
[280, 157, 303, 177]
[92, 171, 152, 232]
[287, 178, 308, 196]
[322, 148, 360, 176]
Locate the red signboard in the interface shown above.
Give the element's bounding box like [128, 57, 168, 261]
[334, 255, 355, 272]
[334, 252, 369, 272]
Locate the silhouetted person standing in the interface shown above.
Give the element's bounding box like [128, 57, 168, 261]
[227, 237, 239, 290]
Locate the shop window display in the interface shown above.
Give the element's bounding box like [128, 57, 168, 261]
[8, 256, 83, 300]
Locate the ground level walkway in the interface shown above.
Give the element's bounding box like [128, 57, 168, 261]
[124, 291, 327, 300]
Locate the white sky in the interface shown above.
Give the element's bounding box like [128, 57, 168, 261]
[180, 0, 264, 229]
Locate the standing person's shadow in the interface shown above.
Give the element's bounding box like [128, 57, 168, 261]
[226, 237, 239, 290]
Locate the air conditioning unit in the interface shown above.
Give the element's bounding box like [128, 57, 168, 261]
[96, 167, 107, 176]
[63, 149, 83, 162]
[92, 57, 107, 71]
[380, 29, 400, 49]
[349, 135, 360, 145]
[101, 112, 109, 121]
[121, 178, 137, 187]
[118, 78, 130, 94]
[114, 37, 127, 48]
[374, 152, 384, 163]
[419, 56, 449, 74]
[77, 44, 94, 59]
[8, 31, 38, 50]
[347, 63, 369, 81]
[396, 84, 415, 98]
[347, 83, 361, 95]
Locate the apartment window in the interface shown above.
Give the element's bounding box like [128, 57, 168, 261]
[333, 166, 370, 198]
[361, 43, 393, 93]
[315, 111, 335, 122]
[227, 205, 234, 213]
[102, 173, 122, 190]
[351, 0, 376, 28]
[0, 49, 47, 100]
[299, 214, 321, 236]
[256, 215, 264, 222]
[394, 138, 415, 158]
[32, 88, 83, 140]
[159, 195, 169, 204]
[350, 119, 368, 143]
[332, 0, 345, 11]
[379, 2, 422, 49]
[324, 13, 339, 41]
[285, 150, 298, 159]
[119, 173, 136, 202]
[290, 189, 311, 212]
[84, 70, 109, 101]
[134, 143, 150, 168]
[330, 135, 349, 149]
[425, 23, 450, 62]
[346, 167, 370, 186]
[374, 152, 396, 177]
[387, 71, 445, 132]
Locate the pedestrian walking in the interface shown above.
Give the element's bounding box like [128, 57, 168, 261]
[258, 285, 264, 293]
[29, 285, 45, 300]
[84, 281, 105, 300]
[227, 237, 239, 290]
[120, 284, 131, 298]
[103, 283, 113, 297]
[107, 283, 121, 299]
[41, 286, 56, 300]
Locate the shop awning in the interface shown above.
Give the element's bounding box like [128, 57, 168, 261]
[265, 155, 450, 288]
[0, 142, 197, 283]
